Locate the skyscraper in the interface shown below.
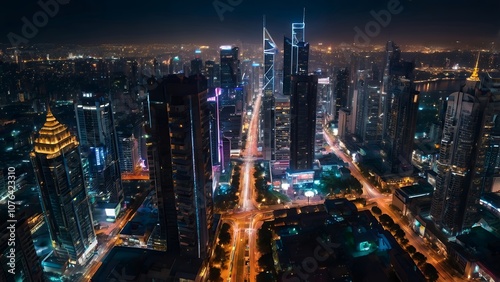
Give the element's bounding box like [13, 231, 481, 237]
[262, 24, 278, 161]
[0, 213, 44, 282]
[31, 109, 97, 265]
[333, 68, 349, 121]
[75, 93, 123, 208]
[146, 74, 213, 259]
[430, 92, 479, 235]
[382, 42, 419, 173]
[290, 75, 318, 171]
[354, 70, 383, 143]
[283, 13, 309, 96]
[220, 46, 240, 89]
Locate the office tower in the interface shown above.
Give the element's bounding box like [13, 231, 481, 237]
[283, 13, 309, 96]
[220, 46, 240, 88]
[205, 60, 220, 88]
[219, 87, 243, 151]
[354, 70, 383, 143]
[290, 75, 318, 171]
[119, 134, 139, 173]
[169, 56, 183, 74]
[30, 109, 97, 265]
[262, 24, 278, 161]
[318, 77, 334, 122]
[146, 74, 213, 259]
[190, 57, 203, 76]
[470, 93, 500, 195]
[382, 42, 419, 173]
[274, 94, 291, 169]
[0, 214, 44, 282]
[334, 68, 349, 121]
[75, 93, 123, 207]
[430, 91, 482, 235]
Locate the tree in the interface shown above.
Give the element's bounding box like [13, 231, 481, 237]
[257, 272, 275, 282]
[379, 214, 394, 226]
[208, 267, 221, 282]
[423, 263, 439, 282]
[400, 238, 409, 245]
[390, 223, 401, 233]
[214, 245, 228, 263]
[257, 226, 273, 254]
[412, 252, 427, 265]
[371, 206, 382, 215]
[394, 229, 405, 239]
[218, 230, 231, 245]
[258, 253, 274, 271]
[406, 245, 416, 255]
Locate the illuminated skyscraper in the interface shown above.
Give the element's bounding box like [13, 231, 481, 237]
[220, 46, 240, 88]
[381, 42, 419, 173]
[290, 75, 318, 171]
[430, 92, 478, 235]
[283, 11, 309, 96]
[334, 68, 349, 121]
[0, 213, 44, 282]
[354, 70, 383, 143]
[75, 94, 123, 208]
[262, 21, 278, 161]
[31, 109, 97, 265]
[146, 74, 213, 259]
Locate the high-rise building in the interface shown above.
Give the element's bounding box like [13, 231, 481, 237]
[119, 134, 139, 173]
[205, 60, 220, 88]
[354, 70, 383, 143]
[75, 94, 123, 209]
[30, 109, 97, 265]
[0, 213, 44, 282]
[283, 13, 309, 96]
[290, 75, 318, 171]
[274, 94, 291, 170]
[145, 74, 213, 259]
[262, 25, 278, 161]
[220, 46, 240, 88]
[190, 57, 203, 76]
[430, 92, 480, 235]
[381, 42, 419, 173]
[334, 68, 349, 121]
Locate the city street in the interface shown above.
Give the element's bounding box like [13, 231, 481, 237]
[323, 129, 462, 282]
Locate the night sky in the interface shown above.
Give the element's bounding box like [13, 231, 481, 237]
[1, 0, 499, 47]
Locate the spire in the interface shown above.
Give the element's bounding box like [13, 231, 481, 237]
[469, 52, 480, 82]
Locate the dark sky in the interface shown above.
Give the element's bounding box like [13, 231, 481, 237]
[1, 0, 499, 47]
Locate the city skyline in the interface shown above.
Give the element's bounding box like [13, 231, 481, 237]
[0, 0, 499, 47]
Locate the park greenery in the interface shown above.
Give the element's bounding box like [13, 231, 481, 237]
[214, 163, 241, 211]
[254, 163, 289, 205]
[256, 222, 277, 282]
[319, 169, 363, 197]
[209, 223, 233, 281]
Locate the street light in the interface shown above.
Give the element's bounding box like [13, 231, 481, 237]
[305, 191, 314, 204]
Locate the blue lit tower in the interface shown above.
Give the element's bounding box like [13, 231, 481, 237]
[145, 74, 213, 258]
[283, 10, 309, 96]
[30, 109, 97, 265]
[262, 17, 278, 161]
[75, 93, 124, 209]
